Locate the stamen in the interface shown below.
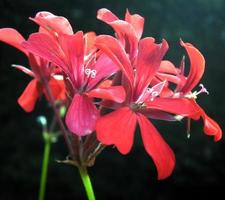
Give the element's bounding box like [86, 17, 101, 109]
[179, 55, 185, 75]
[150, 91, 159, 101]
[149, 80, 166, 101]
[147, 88, 153, 93]
[91, 70, 97, 78]
[54, 32, 59, 37]
[195, 84, 209, 96]
[53, 74, 64, 80]
[186, 118, 191, 139]
[136, 80, 166, 103]
[174, 115, 184, 121]
[185, 83, 209, 99]
[85, 68, 97, 78]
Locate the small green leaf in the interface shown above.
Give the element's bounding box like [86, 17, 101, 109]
[59, 106, 67, 118]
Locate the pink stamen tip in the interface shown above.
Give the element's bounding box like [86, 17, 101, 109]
[85, 68, 97, 78]
[196, 84, 209, 95]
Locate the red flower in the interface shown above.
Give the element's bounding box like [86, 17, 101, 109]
[95, 27, 201, 179]
[156, 41, 222, 141]
[0, 28, 65, 112]
[23, 30, 125, 136]
[1, 9, 221, 180]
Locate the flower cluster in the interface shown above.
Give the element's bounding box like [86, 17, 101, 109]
[0, 9, 222, 180]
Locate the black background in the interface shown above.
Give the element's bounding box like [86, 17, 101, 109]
[0, 0, 224, 199]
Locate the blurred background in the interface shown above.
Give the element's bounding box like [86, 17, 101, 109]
[0, 0, 224, 199]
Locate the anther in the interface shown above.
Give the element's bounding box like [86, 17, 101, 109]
[185, 84, 209, 99]
[186, 118, 191, 139]
[85, 68, 97, 78]
[195, 84, 209, 96]
[150, 91, 159, 101]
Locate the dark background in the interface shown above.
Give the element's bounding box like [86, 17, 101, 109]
[0, 0, 224, 199]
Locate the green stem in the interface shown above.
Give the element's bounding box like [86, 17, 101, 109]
[78, 166, 96, 200]
[38, 133, 51, 200]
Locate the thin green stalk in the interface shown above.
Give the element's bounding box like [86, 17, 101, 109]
[78, 166, 96, 200]
[38, 132, 51, 200]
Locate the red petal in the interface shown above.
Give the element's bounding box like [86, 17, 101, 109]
[135, 38, 168, 99]
[27, 54, 50, 80]
[159, 87, 174, 98]
[44, 78, 66, 101]
[125, 9, 144, 40]
[30, 11, 73, 35]
[65, 94, 99, 136]
[86, 53, 118, 90]
[158, 60, 179, 75]
[141, 109, 176, 121]
[17, 79, 41, 112]
[84, 32, 96, 55]
[180, 40, 205, 93]
[96, 107, 137, 154]
[0, 28, 28, 55]
[137, 114, 175, 180]
[108, 20, 138, 60]
[95, 35, 134, 85]
[23, 33, 68, 73]
[156, 72, 181, 85]
[202, 111, 222, 142]
[59, 31, 84, 88]
[145, 98, 200, 116]
[97, 8, 119, 23]
[97, 79, 112, 88]
[190, 102, 222, 142]
[97, 9, 139, 60]
[87, 86, 125, 103]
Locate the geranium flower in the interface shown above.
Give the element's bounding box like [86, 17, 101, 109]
[95, 33, 202, 179]
[0, 28, 65, 112]
[22, 30, 125, 136]
[155, 41, 222, 141]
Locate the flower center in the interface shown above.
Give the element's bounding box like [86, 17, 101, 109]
[130, 102, 146, 112]
[136, 80, 167, 104]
